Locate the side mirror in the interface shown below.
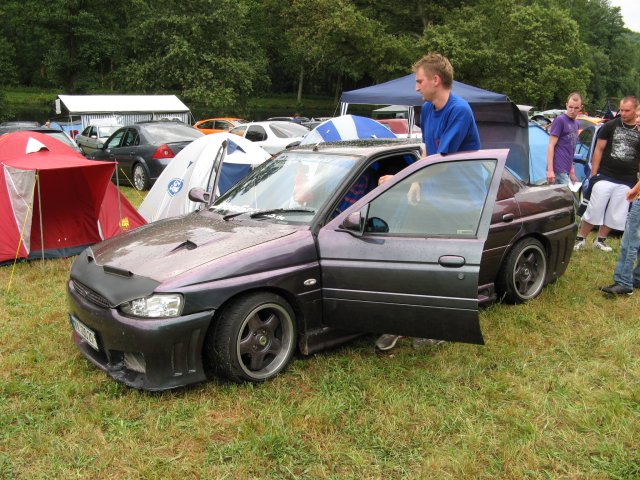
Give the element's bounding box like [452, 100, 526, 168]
[188, 187, 212, 204]
[90, 134, 98, 139]
[339, 211, 365, 237]
[365, 217, 389, 233]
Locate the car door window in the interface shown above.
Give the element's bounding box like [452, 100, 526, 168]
[106, 129, 125, 149]
[331, 153, 416, 217]
[245, 126, 267, 142]
[122, 129, 139, 147]
[215, 121, 231, 130]
[365, 159, 497, 237]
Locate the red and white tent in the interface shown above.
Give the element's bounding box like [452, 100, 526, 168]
[0, 131, 146, 264]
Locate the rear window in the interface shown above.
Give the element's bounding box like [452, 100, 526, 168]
[45, 132, 76, 149]
[143, 123, 203, 142]
[270, 122, 309, 138]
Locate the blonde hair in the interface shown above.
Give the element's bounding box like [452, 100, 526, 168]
[412, 53, 454, 88]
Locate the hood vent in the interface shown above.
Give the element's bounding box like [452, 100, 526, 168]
[170, 240, 198, 253]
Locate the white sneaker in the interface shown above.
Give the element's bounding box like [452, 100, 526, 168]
[375, 334, 402, 351]
[593, 239, 613, 252]
[573, 238, 586, 251]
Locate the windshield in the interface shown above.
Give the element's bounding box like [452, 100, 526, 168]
[99, 126, 119, 138]
[270, 122, 309, 138]
[211, 150, 362, 224]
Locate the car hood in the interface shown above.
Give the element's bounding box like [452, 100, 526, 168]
[89, 212, 298, 282]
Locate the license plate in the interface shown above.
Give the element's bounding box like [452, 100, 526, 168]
[70, 314, 99, 351]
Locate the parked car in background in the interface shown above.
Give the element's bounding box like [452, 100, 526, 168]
[576, 114, 606, 133]
[573, 123, 601, 189]
[75, 124, 120, 155]
[67, 139, 576, 390]
[376, 118, 422, 138]
[0, 124, 82, 153]
[87, 121, 203, 191]
[0, 121, 40, 134]
[35, 128, 83, 153]
[229, 121, 309, 154]
[193, 117, 247, 135]
[267, 116, 310, 124]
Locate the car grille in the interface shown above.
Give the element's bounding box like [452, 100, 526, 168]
[72, 280, 111, 309]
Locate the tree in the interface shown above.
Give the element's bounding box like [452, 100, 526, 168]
[418, 0, 590, 108]
[116, 0, 268, 114]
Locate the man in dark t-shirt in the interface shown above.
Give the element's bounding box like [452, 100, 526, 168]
[575, 96, 640, 252]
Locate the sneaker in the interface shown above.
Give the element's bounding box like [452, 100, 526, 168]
[412, 338, 445, 349]
[573, 238, 587, 251]
[600, 283, 633, 295]
[375, 334, 402, 351]
[593, 239, 613, 252]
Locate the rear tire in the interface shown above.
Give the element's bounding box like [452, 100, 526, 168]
[133, 163, 149, 191]
[497, 238, 547, 304]
[206, 292, 296, 383]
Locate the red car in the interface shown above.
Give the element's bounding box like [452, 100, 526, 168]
[376, 118, 422, 137]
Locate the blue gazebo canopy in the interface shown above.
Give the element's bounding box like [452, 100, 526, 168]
[340, 74, 530, 182]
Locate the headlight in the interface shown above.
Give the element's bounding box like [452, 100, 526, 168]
[119, 294, 183, 318]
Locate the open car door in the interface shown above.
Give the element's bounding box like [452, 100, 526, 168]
[317, 150, 508, 344]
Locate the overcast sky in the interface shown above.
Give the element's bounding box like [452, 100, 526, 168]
[608, 0, 640, 32]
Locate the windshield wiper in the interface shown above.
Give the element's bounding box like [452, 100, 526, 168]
[250, 208, 315, 218]
[222, 208, 315, 221]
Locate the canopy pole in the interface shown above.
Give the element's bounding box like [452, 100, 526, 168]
[340, 102, 348, 116]
[36, 172, 44, 264]
[408, 107, 416, 139]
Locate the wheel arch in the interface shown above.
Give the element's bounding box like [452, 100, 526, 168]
[205, 285, 306, 350]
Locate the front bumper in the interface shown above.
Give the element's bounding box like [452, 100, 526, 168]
[67, 280, 214, 391]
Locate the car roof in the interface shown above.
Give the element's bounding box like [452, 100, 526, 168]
[197, 117, 245, 122]
[242, 120, 304, 126]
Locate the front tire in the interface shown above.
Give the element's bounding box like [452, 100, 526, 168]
[132, 163, 149, 191]
[207, 292, 296, 383]
[497, 238, 547, 304]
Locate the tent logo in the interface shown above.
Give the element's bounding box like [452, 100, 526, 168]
[168, 178, 184, 196]
[120, 217, 130, 230]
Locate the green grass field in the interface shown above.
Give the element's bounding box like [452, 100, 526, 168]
[1, 190, 638, 479]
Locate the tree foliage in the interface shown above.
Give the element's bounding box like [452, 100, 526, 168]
[0, 0, 638, 113]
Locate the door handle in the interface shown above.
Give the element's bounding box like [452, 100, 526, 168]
[438, 255, 465, 268]
[502, 213, 514, 222]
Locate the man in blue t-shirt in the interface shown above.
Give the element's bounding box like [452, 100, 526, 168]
[376, 53, 481, 351]
[418, 67, 480, 155]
